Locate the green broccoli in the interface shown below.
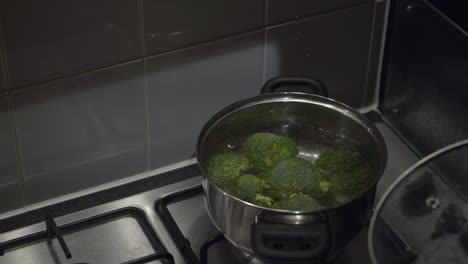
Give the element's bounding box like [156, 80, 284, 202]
[309, 180, 331, 198]
[237, 174, 264, 199]
[315, 150, 362, 173]
[329, 166, 372, 198]
[207, 153, 250, 188]
[265, 157, 330, 199]
[275, 194, 321, 211]
[315, 150, 372, 201]
[255, 194, 273, 207]
[242, 133, 298, 171]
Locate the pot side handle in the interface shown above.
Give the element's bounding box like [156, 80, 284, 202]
[261, 76, 329, 97]
[251, 222, 329, 260]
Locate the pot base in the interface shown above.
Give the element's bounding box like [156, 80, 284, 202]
[226, 237, 346, 264]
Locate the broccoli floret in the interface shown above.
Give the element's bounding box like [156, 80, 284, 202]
[266, 157, 329, 199]
[316, 150, 372, 200]
[315, 150, 362, 173]
[207, 153, 250, 188]
[255, 194, 273, 207]
[329, 166, 372, 197]
[275, 194, 321, 211]
[307, 180, 331, 198]
[243, 133, 298, 171]
[237, 174, 264, 199]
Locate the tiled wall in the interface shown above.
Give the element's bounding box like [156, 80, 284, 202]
[0, 0, 383, 211]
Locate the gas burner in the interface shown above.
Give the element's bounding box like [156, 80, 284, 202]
[199, 234, 355, 264]
[200, 235, 324, 264]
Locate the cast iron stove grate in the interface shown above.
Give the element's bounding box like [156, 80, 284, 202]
[0, 207, 174, 264]
[156, 187, 204, 264]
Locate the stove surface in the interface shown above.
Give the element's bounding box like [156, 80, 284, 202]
[0, 119, 420, 264]
[0, 208, 168, 264]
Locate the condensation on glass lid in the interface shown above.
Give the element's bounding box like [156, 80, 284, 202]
[369, 140, 468, 264]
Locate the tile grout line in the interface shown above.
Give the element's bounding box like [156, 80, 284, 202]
[262, 30, 268, 84]
[6, 2, 365, 94]
[0, 11, 11, 90]
[139, 0, 151, 171]
[361, 0, 379, 107]
[143, 60, 151, 171]
[9, 0, 352, 93]
[371, 0, 391, 107]
[0, 18, 26, 207]
[6, 94, 26, 207]
[262, 0, 269, 84]
[8, 28, 262, 93]
[266, 0, 372, 30]
[12, 58, 143, 92]
[138, 0, 146, 58]
[142, 28, 265, 61]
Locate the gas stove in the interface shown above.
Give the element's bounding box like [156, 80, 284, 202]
[0, 112, 419, 264]
[0, 179, 370, 264]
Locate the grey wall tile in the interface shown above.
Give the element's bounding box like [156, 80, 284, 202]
[0, 28, 6, 92]
[265, 3, 374, 107]
[12, 61, 147, 204]
[363, 0, 387, 106]
[146, 31, 264, 168]
[267, 0, 371, 25]
[0, 57, 5, 91]
[143, 0, 265, 56]
[0, 95, 22, 212]
[0, 45, 5, 91]
[3, 0, 141, 88]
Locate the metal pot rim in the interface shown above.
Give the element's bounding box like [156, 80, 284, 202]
[197, 92, 388, 214]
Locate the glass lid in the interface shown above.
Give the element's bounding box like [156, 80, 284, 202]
[369, 139, 468, 264]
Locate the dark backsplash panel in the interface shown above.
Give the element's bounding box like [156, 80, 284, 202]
[380, 0, 468, 156]
[428, 0, 468, 32]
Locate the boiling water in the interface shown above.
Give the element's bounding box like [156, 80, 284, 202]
[208, 123, 375, 209]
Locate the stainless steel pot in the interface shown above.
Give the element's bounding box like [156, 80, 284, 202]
[196, 77, 387, 261]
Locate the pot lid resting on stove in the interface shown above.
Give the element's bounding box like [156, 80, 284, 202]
[369, 139, 468, 264]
